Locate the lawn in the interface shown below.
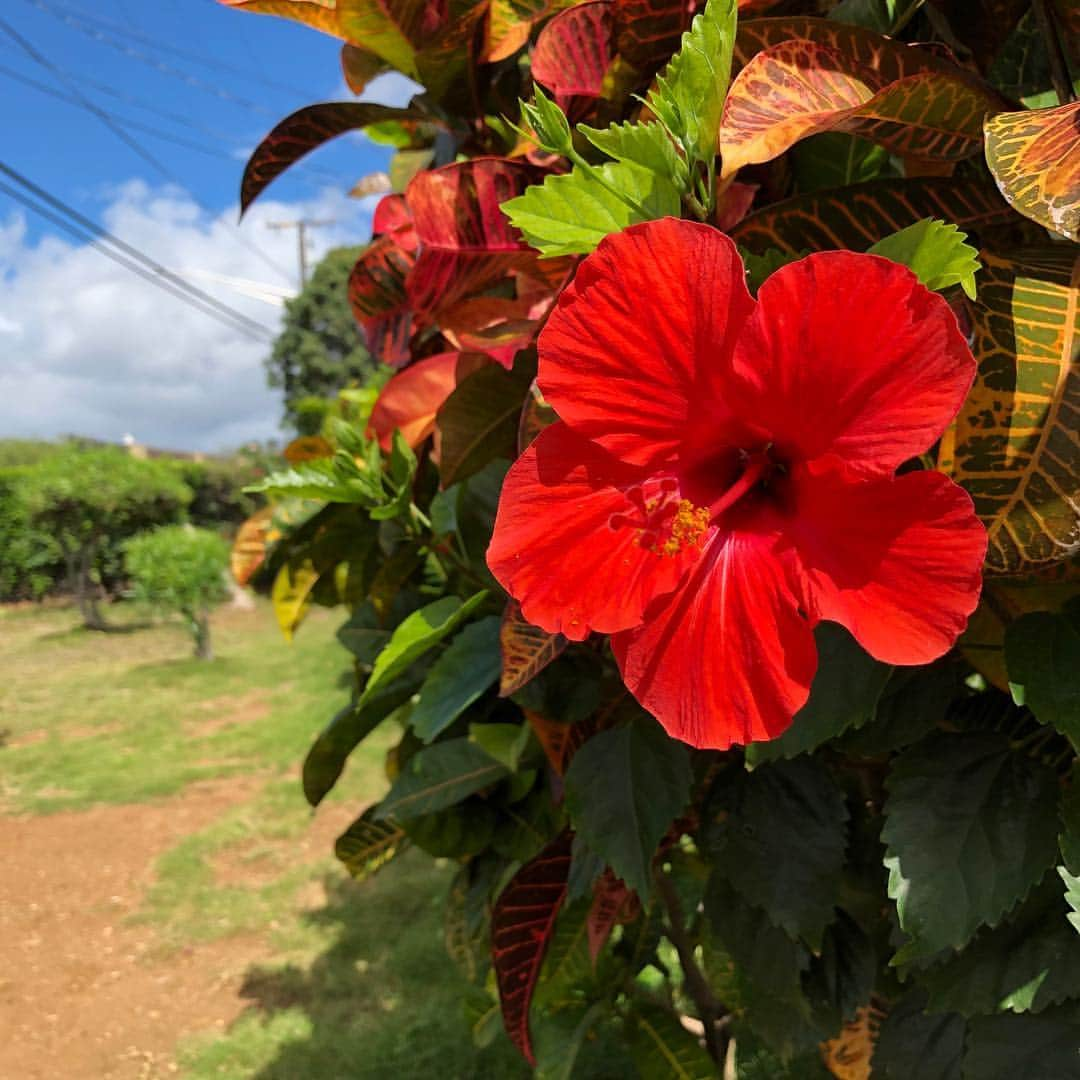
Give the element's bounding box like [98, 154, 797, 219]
[0, 599, 527, 1079]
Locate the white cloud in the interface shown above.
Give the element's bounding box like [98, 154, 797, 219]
[0, 181, 376, 452]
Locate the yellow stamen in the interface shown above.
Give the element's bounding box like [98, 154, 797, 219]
[659, 500, 710, 557]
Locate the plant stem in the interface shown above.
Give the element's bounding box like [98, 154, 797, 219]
[654, 870, 727, 1065]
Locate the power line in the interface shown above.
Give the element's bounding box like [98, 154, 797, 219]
[0, 178, 276, 342]
[0, 161, 278, 343]
[0, 15, 295, 284]
[23, 0, 312, 98]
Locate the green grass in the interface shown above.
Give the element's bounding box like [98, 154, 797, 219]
[2, 600, 528, 1078]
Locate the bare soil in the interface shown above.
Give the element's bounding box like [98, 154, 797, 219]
[0, 781, 265, 1080]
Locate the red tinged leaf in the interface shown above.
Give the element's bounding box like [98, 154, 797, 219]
[240, 102, 427, 214]
[613, 0, 698, 74]
[372, 193, 418, 245]
[586, 869, 637, 964]
[404, 158, 542, 322]
[485, 0, 579, 63]
[524, 709, 574, 774]
[441, 296, 546, 368]
[368, 351, 461, 448]
[719, 31, 1005, 178]
[340, 42, 391, 93]
[219, 0, 343, 37]
[984, 101, 1080, 242]
[499, 598, 568, 696]
[348, 234, 416, 366]
[532, 2, 616, 111]
[731, 178, 1023, 255]
[492, 829, 574, 1064]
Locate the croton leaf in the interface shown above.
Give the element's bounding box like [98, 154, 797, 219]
[230, 505, 273, 587]
[731, 177, 1019, 255]
[719, 29, 1005, 179]
[532, 2, 615, 111]
[491, 829, 574, 1064]
[436, 361, 533, 486]
[943, 248, 1079, 576]
[368, 351, 460, 449]
[586, 869, 636, 963]
[405, 158, 541, 322]
[882, 731, 1060, 961]
[628, 1004, 716, 1079]
[985, 100, 1080, 242]
[499, 599, 568, 697]
[348, 233, 416, 366]
[219, 0, 342, 36]
[614, 0, 699, 74]
[376, 737, 510, 819]
[335, 805, 408, 881]
[485, 0, 582, 61]
[239, 101, 423, 213]
[341, 42, 391, 93]
[563, 714, 692, 899]
[271, 558, 319, 640]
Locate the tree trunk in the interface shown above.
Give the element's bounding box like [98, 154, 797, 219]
[193, 610, 213, 661]
[76, 542, 110, 631]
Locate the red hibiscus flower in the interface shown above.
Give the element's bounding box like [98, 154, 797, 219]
[487, 218, 987, 749]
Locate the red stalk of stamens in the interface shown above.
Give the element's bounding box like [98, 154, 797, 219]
[707, 459, 768, 518]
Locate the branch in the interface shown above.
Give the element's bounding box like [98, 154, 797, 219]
[654, 869, 728, 1065]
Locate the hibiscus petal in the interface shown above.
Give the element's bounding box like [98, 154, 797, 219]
[732, 252, 975, 474]
[486, 422, 703, 641]
[538, 218, 755, 470]
[612, 525, 818, 749]
[789, 463, 987, 665]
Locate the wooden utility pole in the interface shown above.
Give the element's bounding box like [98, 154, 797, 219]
[265, 218, 335, 287]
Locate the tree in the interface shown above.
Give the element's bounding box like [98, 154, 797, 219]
[21, 446, 191, 629]
[125, 526, 231, 659]
[267, 246, 376, 432]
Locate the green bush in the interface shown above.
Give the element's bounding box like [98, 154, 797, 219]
[0, 467, 62, 600]
[125, 525, 231, 659]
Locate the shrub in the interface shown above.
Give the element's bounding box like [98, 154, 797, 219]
[125, 525, 231, 659]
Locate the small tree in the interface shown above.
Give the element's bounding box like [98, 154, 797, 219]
[125, 526, 231, 659]
[21, 446, 191, 629]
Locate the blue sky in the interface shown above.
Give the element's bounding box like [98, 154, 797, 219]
[0, 0, 412, 450]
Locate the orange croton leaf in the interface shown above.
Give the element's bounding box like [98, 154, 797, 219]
[367, 351, 461, 449]
[985, 100, 1080, 243]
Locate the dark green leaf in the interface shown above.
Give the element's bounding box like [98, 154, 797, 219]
[403, 799, 497, 857]
[703, 758, 848, 948]
[746, 623, 891, 763]
[532, 999, 606, 1080]
[335, 602, 390, 665]
[629, 1003, 716, 1079]
[469, 720, 532, 772]
[791, 131, 892, 191]
[882, 732, 1060, 961]
[805, 910, 877, 1029]
[963, 1003, 1080, 1079]
[867, 218, 981, 299]
[563, 715, 692, 899]
[871, 990, 965, 1080]
[334, 806, 407, 882]
[1005, 606, 1080, 741]
[359, 592, 487, 708]
[410, 617, 502, 742]
[376, 738, 510, 820]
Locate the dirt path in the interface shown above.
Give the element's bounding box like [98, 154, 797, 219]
[0, 781, 268, 1080]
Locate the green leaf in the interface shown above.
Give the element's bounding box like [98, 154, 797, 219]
[804, 910, 876, 1030]
[629, 1003, 716, 1079]
[871, 990, 965, 1080]
[532, 999, 606, 1080]
[746, 623, 891, 763]
[791, 132, 892, 191]
[829, 0, 898, 34]
[469, 720, 532, 772]
[410, 616, 502, 742]
[1005, 605, 1080, 741]
[739, 246, 806, 294]
[533, 898, 593, 1012]
[334, 806, 407, 882]
[1059, 763, 1080, 933]
[404, 800, 497, 857]
[579, 121, 688, 189]
[376, 738, 510, 820]
[520, 86, 574, 156]
[646, 0, 737, 165]
[359, 592, 487, 709]
[246, 451, 380, 503]
[1061, 867, 1080, 936]
[336, 602, 390, 666]
[501, 160, 682, 257]
[563, 714, 692, 899]
[867, 218, 981, 299]
[963, 1003, 1080, 1079]
[882, 732, 1060, 961]
[702, 758, 848, 949]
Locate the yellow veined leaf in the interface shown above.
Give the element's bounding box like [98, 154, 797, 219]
[335, 807, 407, 881]
[283, 434, 335, 462]
[230, 506, 274, 587]
[271, 558, 320, 640]
[499, 599, 567, 696]
[219, 0, 342, 36]
[719, 34, 1002, 178]
[946, 248, 1080, 576]
[985, 100, 1080, 242]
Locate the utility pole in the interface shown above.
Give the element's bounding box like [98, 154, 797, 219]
[266, 218, 335, 287]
